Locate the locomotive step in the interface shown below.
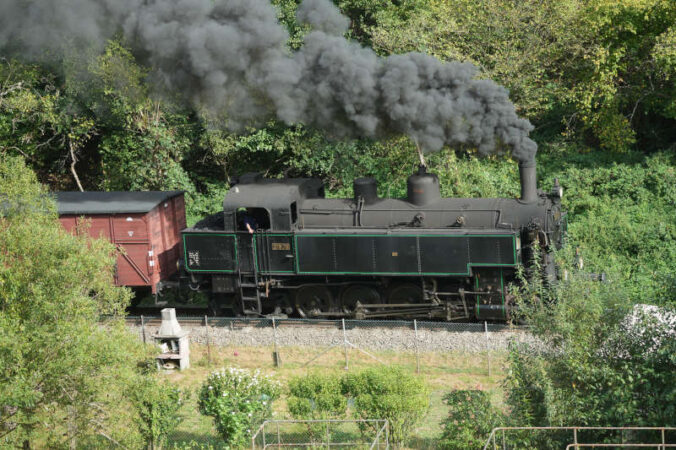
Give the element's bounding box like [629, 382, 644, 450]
[239, 283, 258, 288]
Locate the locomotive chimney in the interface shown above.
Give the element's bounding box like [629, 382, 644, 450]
[407, 166, 441, 205]
[519, 160, 538, 203]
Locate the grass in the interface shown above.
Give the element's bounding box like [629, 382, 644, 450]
[163, 343, 507, 448]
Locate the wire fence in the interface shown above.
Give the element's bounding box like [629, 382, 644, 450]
[128, 315, 521, 332]
[127, 316, 531, 376]
[251, 420, 389, 449]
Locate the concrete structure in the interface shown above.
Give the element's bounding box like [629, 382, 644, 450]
[153, 308, 190, 370]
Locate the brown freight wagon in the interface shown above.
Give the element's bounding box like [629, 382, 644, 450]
[55, 191, 186, 293]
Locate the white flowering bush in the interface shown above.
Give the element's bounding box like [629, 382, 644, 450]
[197, 367, 280, 447]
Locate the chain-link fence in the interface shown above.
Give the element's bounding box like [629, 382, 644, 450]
[128, 316, 531, 376]
[251, 420, 389, 449]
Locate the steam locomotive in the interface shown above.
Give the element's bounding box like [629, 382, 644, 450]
[179, 160, 566, 320]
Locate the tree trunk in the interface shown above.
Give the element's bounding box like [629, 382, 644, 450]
[69, 142, 84, 192]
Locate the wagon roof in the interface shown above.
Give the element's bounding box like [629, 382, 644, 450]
[54, 191, 184, 215]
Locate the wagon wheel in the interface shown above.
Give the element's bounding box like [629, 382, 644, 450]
[386, 283, 424, 305]
[295, 286, 332, 318]
[340, 285, 381, 314]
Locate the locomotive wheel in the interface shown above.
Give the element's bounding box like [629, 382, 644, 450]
[387, 283, 424, 304]
[340, 285, 381, 314]
[295, 286, 332, 318]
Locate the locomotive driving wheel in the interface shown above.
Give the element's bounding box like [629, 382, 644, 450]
[340, 285, 381, 314]
[295, 286, 332, 318]
[387, 283, 424, 304]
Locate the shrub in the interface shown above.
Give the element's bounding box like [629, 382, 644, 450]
[131, 378, 186, 450]
[288, 373, 347, 420]
[288, 373, 347, 441]
[198, 368, 280, 447]
[341, 367, 429, 447]
[439, 390, 504, 450]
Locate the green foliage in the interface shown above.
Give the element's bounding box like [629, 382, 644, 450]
[131, 378, 187, 450]
[287, 373, 347, 442]
[198, 367, 280, 447]
[504, 260, 676, 447]
[341, 367, 429, 447]
[0, 155, 149, 448]
[439, 390, 505, 450]
[369, 0, 676, 151]
[541, 149, 676, 306]
[288, 373, 347, 420]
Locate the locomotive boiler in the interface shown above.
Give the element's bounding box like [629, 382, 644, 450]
[181, 160, 566, 321]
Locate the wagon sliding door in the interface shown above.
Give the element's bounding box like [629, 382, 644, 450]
[112, 215, 152, 287]
[115, 243, 152, 286]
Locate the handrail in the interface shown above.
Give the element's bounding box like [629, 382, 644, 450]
[482, 426, 675, 450]
[566, 445, 676, 449]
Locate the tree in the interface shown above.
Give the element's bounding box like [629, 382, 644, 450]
[503, 259, 676, 447]
[0, 154, 150, 448]
[368, 0, 676, 152]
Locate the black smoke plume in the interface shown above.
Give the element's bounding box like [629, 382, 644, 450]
[0, 0, 537, 162]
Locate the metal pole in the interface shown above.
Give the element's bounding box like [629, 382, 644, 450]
[342, 319, 349, 370]
[414, 320, 420, 374]
[485, 321, 491, 377]
[141, 315, 146, 345]
[273, 318, 280, 367]
[204, 315, 211, 367]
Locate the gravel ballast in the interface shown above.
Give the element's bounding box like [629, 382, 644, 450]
[128, 321, 536, 353]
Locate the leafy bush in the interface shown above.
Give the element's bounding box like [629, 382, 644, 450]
[341, 367, 429, 447]
[288, 373, 347, 441]
[504, 259, 676, 448]
[131, 378, 187, 450]
[439, 390, 505, 450]
[288, 373, 347, 420]
[198, 368, 280, 447]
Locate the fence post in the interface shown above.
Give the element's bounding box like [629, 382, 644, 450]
[272, 318, 281, 367]
[484, 321, 491, 377]
[204, 315, 211, 367]
[342, 319, 349, 370]
[141, 315, 146, 345]
[414, 319, 420, 374]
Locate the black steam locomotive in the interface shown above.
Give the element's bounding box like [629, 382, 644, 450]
[181, 161, 565, 320]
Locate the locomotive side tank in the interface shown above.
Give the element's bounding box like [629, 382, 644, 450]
[181, 161, 565, 321]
